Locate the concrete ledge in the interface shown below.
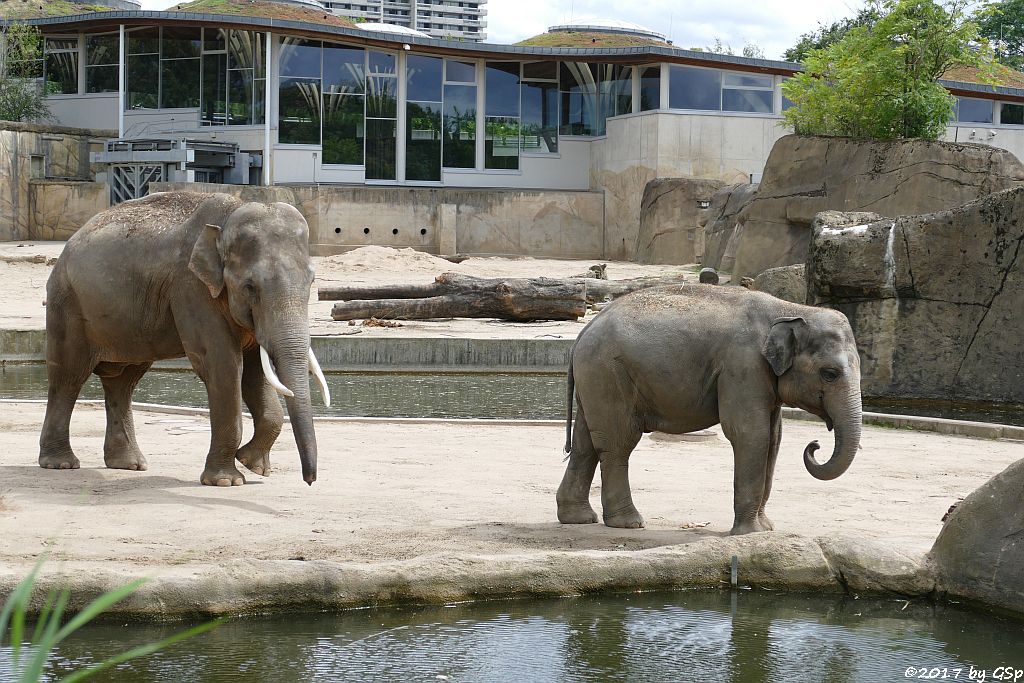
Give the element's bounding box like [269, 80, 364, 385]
[0, 328, 46, 362]
[1, 534, 932, 619]
[782, 407, 1024, 440]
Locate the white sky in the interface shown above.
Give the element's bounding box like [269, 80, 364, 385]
[136, 0, 866, 60]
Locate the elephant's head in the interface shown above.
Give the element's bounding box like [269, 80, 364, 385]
[762, 311, 862, 481]
[188, 201, 329, 485]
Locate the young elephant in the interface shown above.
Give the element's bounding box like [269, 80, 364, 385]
[39, 192, 330, 486]
[557, 285, 862, 535]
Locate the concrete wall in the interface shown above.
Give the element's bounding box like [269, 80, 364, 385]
[0, 121, 115, 241]
[28, 180, 109, 240]
[591, 111, 790, 260]
[151, 181, 605, 258]
[47, 95, 120, 133]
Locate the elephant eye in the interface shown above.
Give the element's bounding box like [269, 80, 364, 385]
[244, 281, 257, 296]
[820, 368, 841, 383]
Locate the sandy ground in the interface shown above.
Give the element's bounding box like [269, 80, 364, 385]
[0, 401, 1019, 576]
[0, 242, 693, 339]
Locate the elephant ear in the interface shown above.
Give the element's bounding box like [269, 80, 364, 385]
[188, 223, 225, 299]
[762, 317, 806, 376]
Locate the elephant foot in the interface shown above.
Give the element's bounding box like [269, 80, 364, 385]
[730, 517, 772, 535]
[236, 443, 271, 477]
[603, 506, 645, 529]
[557, 501, 599, 524]
[201, 465, 246, 487]
[104, 446, 148, 471]
[39, 447, 80, 470]
[757, 512, 775, 531]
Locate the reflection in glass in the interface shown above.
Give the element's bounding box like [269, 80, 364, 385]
[521, 80, 558, 154]
[407, 101, 441, 181]
[280, 38, 322, 79]
[45, 39, 79, 96]
[227, 30, 262, 71]
[128, 27, 159, 55]
[228, 68, 254, 124]
[1002, 102, 1024, 125]
[445, 59, 475, 83]
[485, 116, 520, 170]
[443, 83, 476, 168]
[278, 77, 321, 144]
[126, 53, 158, 108]
[203, 27, 226, 52]
[368, 51, 396, 75]
[160, 58, 200, 108]
[723, 72, 773, 88]
[640, 65, 660, 111]
[407, 54, 442, 102]
[323, 93, 364, 165]
[201, 53, 227, 124]
[161, 26, 201, 59]
[86, 34, 118, 94]
[522, 61, 557, 80]
[485, 62, 520, 117]
[366, 76, 397, 118]
[323, 44, 364, 93]
[722, 88, 772, 113]
[366, 119, 397, 180]
[669, 65, 721, 111]
[956, 97, 993, 123]
[560, 62, 631, 136]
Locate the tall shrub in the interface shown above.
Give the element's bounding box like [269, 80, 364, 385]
[0, 23, 51, 122]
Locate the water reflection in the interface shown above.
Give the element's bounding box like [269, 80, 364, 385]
[1, 364, 1021, 425]
[10, 591, 1021, 682]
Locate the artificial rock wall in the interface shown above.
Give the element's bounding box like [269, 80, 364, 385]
[635, 177, 724, 265]
[807, 189, 1024, 404]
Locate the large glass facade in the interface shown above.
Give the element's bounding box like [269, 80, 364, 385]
[520, 62, 557, 154]
[443, 60, 476, 169]
[485, 62, 520, 170]
[278, 38, 322, 145]
[365, 51, 398, 180]
[126, 28, 159, 108]
[322, 44, 365, 165]
[559, 62, 632, 136]
[160, 27, 200, 108]
[86, 34, 118, 93]
[668, 66, 775, 114]
[406, 54, 442, 181]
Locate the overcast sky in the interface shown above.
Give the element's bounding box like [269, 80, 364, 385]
[136, 0, 866, 60]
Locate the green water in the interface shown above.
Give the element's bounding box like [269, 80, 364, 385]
[9, 590, 1024, 682]
[1, 364, 1022, 425]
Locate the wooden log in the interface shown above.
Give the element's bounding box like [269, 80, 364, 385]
[329, 276, 586, 322]
[319, 272, 691, 305]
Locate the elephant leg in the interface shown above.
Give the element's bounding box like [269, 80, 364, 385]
[756, 407, 782, 531]
[592, 420, 644, 529]
[722, 412, 773, 535]
[235, 346, 283, 477]
[39, 299, 96, 470]
[556, 407, 599, 524]
[97, 362, 152, 471]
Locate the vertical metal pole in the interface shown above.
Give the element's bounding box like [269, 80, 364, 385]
[396, 50, 407, 182]
[118, 24, 125, 138]
[264, 31, 272, 186]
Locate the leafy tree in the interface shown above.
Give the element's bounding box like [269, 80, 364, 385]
[700, 37, 767, 59]
[975, 0, 1024, 70]
[783, 5, 882, 62]
[782, 0, 992, 140]
[0, 23, 51, 122]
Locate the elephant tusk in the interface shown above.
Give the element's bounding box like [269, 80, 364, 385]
[260, 346, 295, 398]
[308, 347, 331, 407]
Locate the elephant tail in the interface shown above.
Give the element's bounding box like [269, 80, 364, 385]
[564, 350, 575, 455]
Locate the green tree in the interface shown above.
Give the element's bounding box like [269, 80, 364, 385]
[975, 0, 1024, 70]
[0, 23, 51, 122]
[782, 0, 992, 140]
[783, 4, 882, 62]
[701, 37, 767, 59]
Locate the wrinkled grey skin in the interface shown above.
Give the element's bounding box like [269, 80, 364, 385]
[557, 285, 862, 535]
[39, 192, 321, 486]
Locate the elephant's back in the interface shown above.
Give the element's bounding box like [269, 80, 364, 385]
[69, 192, 219, 245]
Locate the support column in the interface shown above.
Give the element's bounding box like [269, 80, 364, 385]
[396, 50, 407, 182]
[263, 31, 272, 186]
[118, 25, 125, 138]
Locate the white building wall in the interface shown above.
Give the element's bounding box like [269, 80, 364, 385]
[46, 94, 119, 132]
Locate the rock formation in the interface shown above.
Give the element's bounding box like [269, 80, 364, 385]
[700, 183, 758, 272]
[752, 264, 805, 304]
[807, 188, 1024, 403]
[726, 135, 1024, 278]
[928, 456, 1024, 615]
[635, 178, 724, 265]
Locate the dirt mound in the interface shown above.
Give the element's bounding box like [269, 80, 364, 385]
[322, 246, 455, 273]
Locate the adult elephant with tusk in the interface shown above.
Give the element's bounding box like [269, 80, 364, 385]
[557, 285, 863, 535]
[38, 192, 331, 487]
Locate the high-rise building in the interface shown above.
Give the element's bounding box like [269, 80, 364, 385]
[321, 0, 487, 41]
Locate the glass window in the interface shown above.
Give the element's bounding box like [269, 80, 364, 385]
[228, 68, 255, 125]
[127, 55, 158, 109]
[485, 62, 520, 117]
[44, 38, 78, 96]
[161, 59, 200, 108]
[640, 65, 660, 111]
[485, 62, 520, 170]
[279, 77, 321, 144]
[600, 63, 633, 119]
[202, 53, 228, 124]
[204, 27, 226, 52]
[445, 60, 475, 83]
[323, 44, 364, 93]
[366, 76, 397, 118]
[669, 66, 721, 111]
[522, 61, 557, 80]
[485, 116, 520, 170]
[368, 51, 396, 75]
[162, 26, 201, 59]
[86, 34, 118, 93]
[521, 80, 557, 154]
[723, 88, 772, 113]
[280, 38, 321, 78]
[407, 54, 443, 102]
[443, 83, 476, 169]
[957, 97, 993, 123]
[128, 27, 159, 55]
[323, 93, 364, 164]
[366, 119, 397, 180]
[723, 72, 772, 88]
[1001, 102, 1024, 125]
[407, 101, 442, 181]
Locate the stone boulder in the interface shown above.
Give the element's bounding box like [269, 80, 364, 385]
[807, 187, 1024, 403]
[928, 457, 1024, 614]
[701, 183, 758, 272]
[752, 264, 806, 304]
[730, 135, 1024, 278]
[636, 178, 724, 265]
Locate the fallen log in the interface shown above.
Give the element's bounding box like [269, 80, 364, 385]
[319, 272, 691, 306]
[328, 273, 586, 322]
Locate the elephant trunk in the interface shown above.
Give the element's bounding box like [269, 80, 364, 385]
[804, 384, 862, 481]
[262, 325, 318, 485]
